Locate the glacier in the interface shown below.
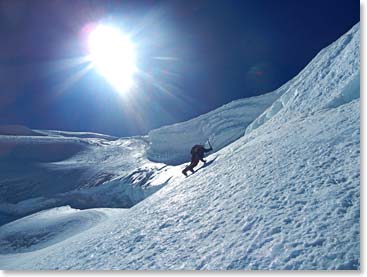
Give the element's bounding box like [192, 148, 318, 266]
[0, 23, 360, 270]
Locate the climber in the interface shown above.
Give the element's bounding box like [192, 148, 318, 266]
[182, 141, 213, 176]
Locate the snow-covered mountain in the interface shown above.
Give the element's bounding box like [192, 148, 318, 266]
[0, 85, 278, 225]
[0, 23, 360, 270]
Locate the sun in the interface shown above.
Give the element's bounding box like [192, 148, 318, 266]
[88, 24, 136, 92]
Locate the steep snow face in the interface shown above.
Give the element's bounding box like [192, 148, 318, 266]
[147, 90, 284, 165]
[246, 23, 360, 135]
[0, 23, 359, 270]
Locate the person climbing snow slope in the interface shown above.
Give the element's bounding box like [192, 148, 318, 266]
[182, 141, 213, 176]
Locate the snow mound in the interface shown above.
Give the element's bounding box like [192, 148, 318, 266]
[0, 206, 121, 254]
[147, 90, 283, 165]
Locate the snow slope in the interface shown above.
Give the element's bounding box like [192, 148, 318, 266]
[0, 23, 360, 270]
[0, 206, 125, 255]
[246, 24, 360, 135]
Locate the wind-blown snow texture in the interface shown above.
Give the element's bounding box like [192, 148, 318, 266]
[0, 23, 360, 270]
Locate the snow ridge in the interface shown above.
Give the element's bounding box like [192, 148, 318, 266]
[246, 23, 360, 135]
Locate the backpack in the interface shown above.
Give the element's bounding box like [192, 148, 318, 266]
[191, 145, 202, 155]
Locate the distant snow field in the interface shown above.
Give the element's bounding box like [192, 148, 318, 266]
[0, 206, 125, 254]
[0, 23, 360, 270]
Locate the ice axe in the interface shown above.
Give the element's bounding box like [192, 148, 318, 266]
[207, 139, 213, 150]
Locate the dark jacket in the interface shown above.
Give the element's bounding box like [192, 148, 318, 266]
[191, 144, 212, 161]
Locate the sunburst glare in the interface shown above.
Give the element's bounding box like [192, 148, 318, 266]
[88, 24, 136, 93]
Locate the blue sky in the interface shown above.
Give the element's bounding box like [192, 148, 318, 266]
[0, 0, 359, 136]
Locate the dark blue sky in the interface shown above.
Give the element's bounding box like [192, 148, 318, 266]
[0, 0, 359, 136]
